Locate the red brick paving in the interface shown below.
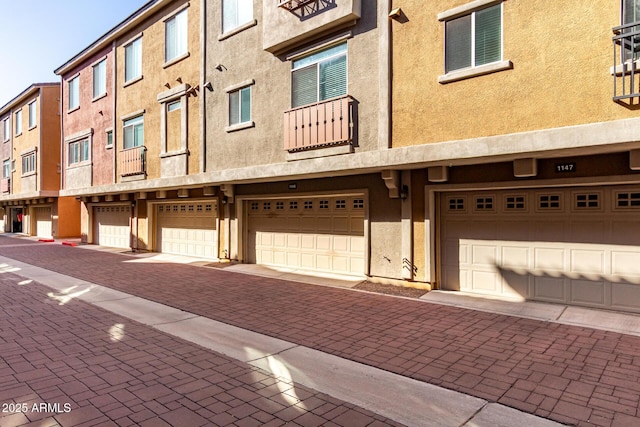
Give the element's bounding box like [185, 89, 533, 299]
[0, 270, 404, 427]
[1, 237, 640, 426]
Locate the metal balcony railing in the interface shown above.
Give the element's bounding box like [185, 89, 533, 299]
[283, 95, 353, 152]
[119, 146, 146, 177]
[1, 178, 9, 193]
[277, 0, 316, 11]
[612, 20, 640, 102]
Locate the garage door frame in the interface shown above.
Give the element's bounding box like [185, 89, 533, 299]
[149, 199, 220, 259]
[429, 178, 640, 312]
[237, 190, 370, 277]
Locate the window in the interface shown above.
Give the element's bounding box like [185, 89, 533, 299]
[223, 0, 253, 33]
[106, 130, 113, 148]
[123, 115, 144, 149]
[292, 43, 347, 108]
[124, 38, 142, 83]
[93, 59, 107, 98]
[21, 152, 35, 175]
[28, 101, 36, 128]
[2, 160, 9, 178]
[622, 0, 640, 61]
[167, 100, 181, 112]
[14, 110, 22, 135]
[229, 86, 251, 125]
[68, 76, 79, 110]
[3, 118, 9, 142]
[444, 3, 502, 73]
[165, 9, 188, 62]
[68, 139, 90, 165]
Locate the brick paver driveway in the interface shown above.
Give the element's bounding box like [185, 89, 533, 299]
[0, 268, 402, 427]
[0, 236, 639, 426]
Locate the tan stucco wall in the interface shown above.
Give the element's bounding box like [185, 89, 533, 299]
[392, 1, 632, 147]
[115, 0, 200, 181]
[205, 1, 381, 171]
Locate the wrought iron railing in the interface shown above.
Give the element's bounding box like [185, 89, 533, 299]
[612, 20, 640, 101]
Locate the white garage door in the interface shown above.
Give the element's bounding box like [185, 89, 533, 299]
[156, 201, 217, 259]
[247, 195, 366, 276]
[440, 186, 640, 313]
[34, 206, 52, 238]
[94, 205, 131, 248]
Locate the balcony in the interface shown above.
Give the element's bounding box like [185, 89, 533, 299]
[119, 146, 146, 177]
[612, 21, 640, 103]
[1, 178, 9, 193]
[283, 95, 353, 152]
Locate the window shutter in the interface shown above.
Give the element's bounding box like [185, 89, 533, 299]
[319, 55, 347, 101]
[292, 66, 318, 108]
[445, 15, 471, 73]
[475, 5, 501, 66]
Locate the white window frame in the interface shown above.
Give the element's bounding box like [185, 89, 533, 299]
[106, 129, 114, 149]
[93, 59, 107, 99]
[28, 101, 36, 129]
[291, 42, 348, 108]
[14, 110, 22, 136]
[2, 118, 9, 142]
[229, 86, 251, 126]
[21, 152, 35, 176]
[222, 0, 253, 34]
[68, 75, 80, 111]
[438, 0, 512, 84]
[123, 115, 144, 149]
[124, 37, 143, 84]
[165, 8, 188, 64]
[68, 138, 90, 166]
[2, 160, 9, 178]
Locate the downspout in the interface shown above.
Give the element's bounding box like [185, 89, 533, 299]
[379, 0, 391, 150]
[112, 40, 118, 184]
[199, 0, 207, 173]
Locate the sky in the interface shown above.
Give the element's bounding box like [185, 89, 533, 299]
[0, 0, 150, 108]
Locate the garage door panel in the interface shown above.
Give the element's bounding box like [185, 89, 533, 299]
[533, 277, 566, 302]
[611, 251, 640, 277]
[612, 283, 640, 310]
[534, 221, 566, 241]
[533, 248, 565, 271]
[611, 221, 640, 245]
[471, 244, 497, 266]
[571, 280, 606, 305]
[571, 249, 605, 274]
[333, 217, 349, 232]
[471, 271, 499, 293]
[35, 207, 52, 238]
[502, 246, 529, 268]
[570, 221, 605, 243]
[350, 236, 365, 255]
[501, 269, 529, 297]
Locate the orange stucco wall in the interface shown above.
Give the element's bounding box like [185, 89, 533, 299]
[392, 1, 633, 147]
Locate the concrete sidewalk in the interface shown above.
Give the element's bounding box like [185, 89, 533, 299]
[1, 236, 640, 425]
[0, 254, 559, 427]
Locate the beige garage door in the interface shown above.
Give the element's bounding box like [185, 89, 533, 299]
[247, 195, 366, 276]
[156, 202, 217, 259]
[94, 205, 131, 248]
[34, 206, 52, 238]
[440, 186, 640, 312]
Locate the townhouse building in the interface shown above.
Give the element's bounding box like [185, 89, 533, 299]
[388, 0, 640, 312]
[201, 0, 400, 281]
[56, 0, 206, 253]
[0, 83, 80, 238]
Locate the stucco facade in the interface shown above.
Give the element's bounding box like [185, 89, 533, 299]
[0, 83, 80, 238]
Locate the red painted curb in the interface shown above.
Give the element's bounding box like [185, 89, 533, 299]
[38, 239, 55, 243]
[61, 241, 78, 247]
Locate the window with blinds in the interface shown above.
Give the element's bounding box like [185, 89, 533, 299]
[291, 43, 347, 108]
[444, 4, 502, 73]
